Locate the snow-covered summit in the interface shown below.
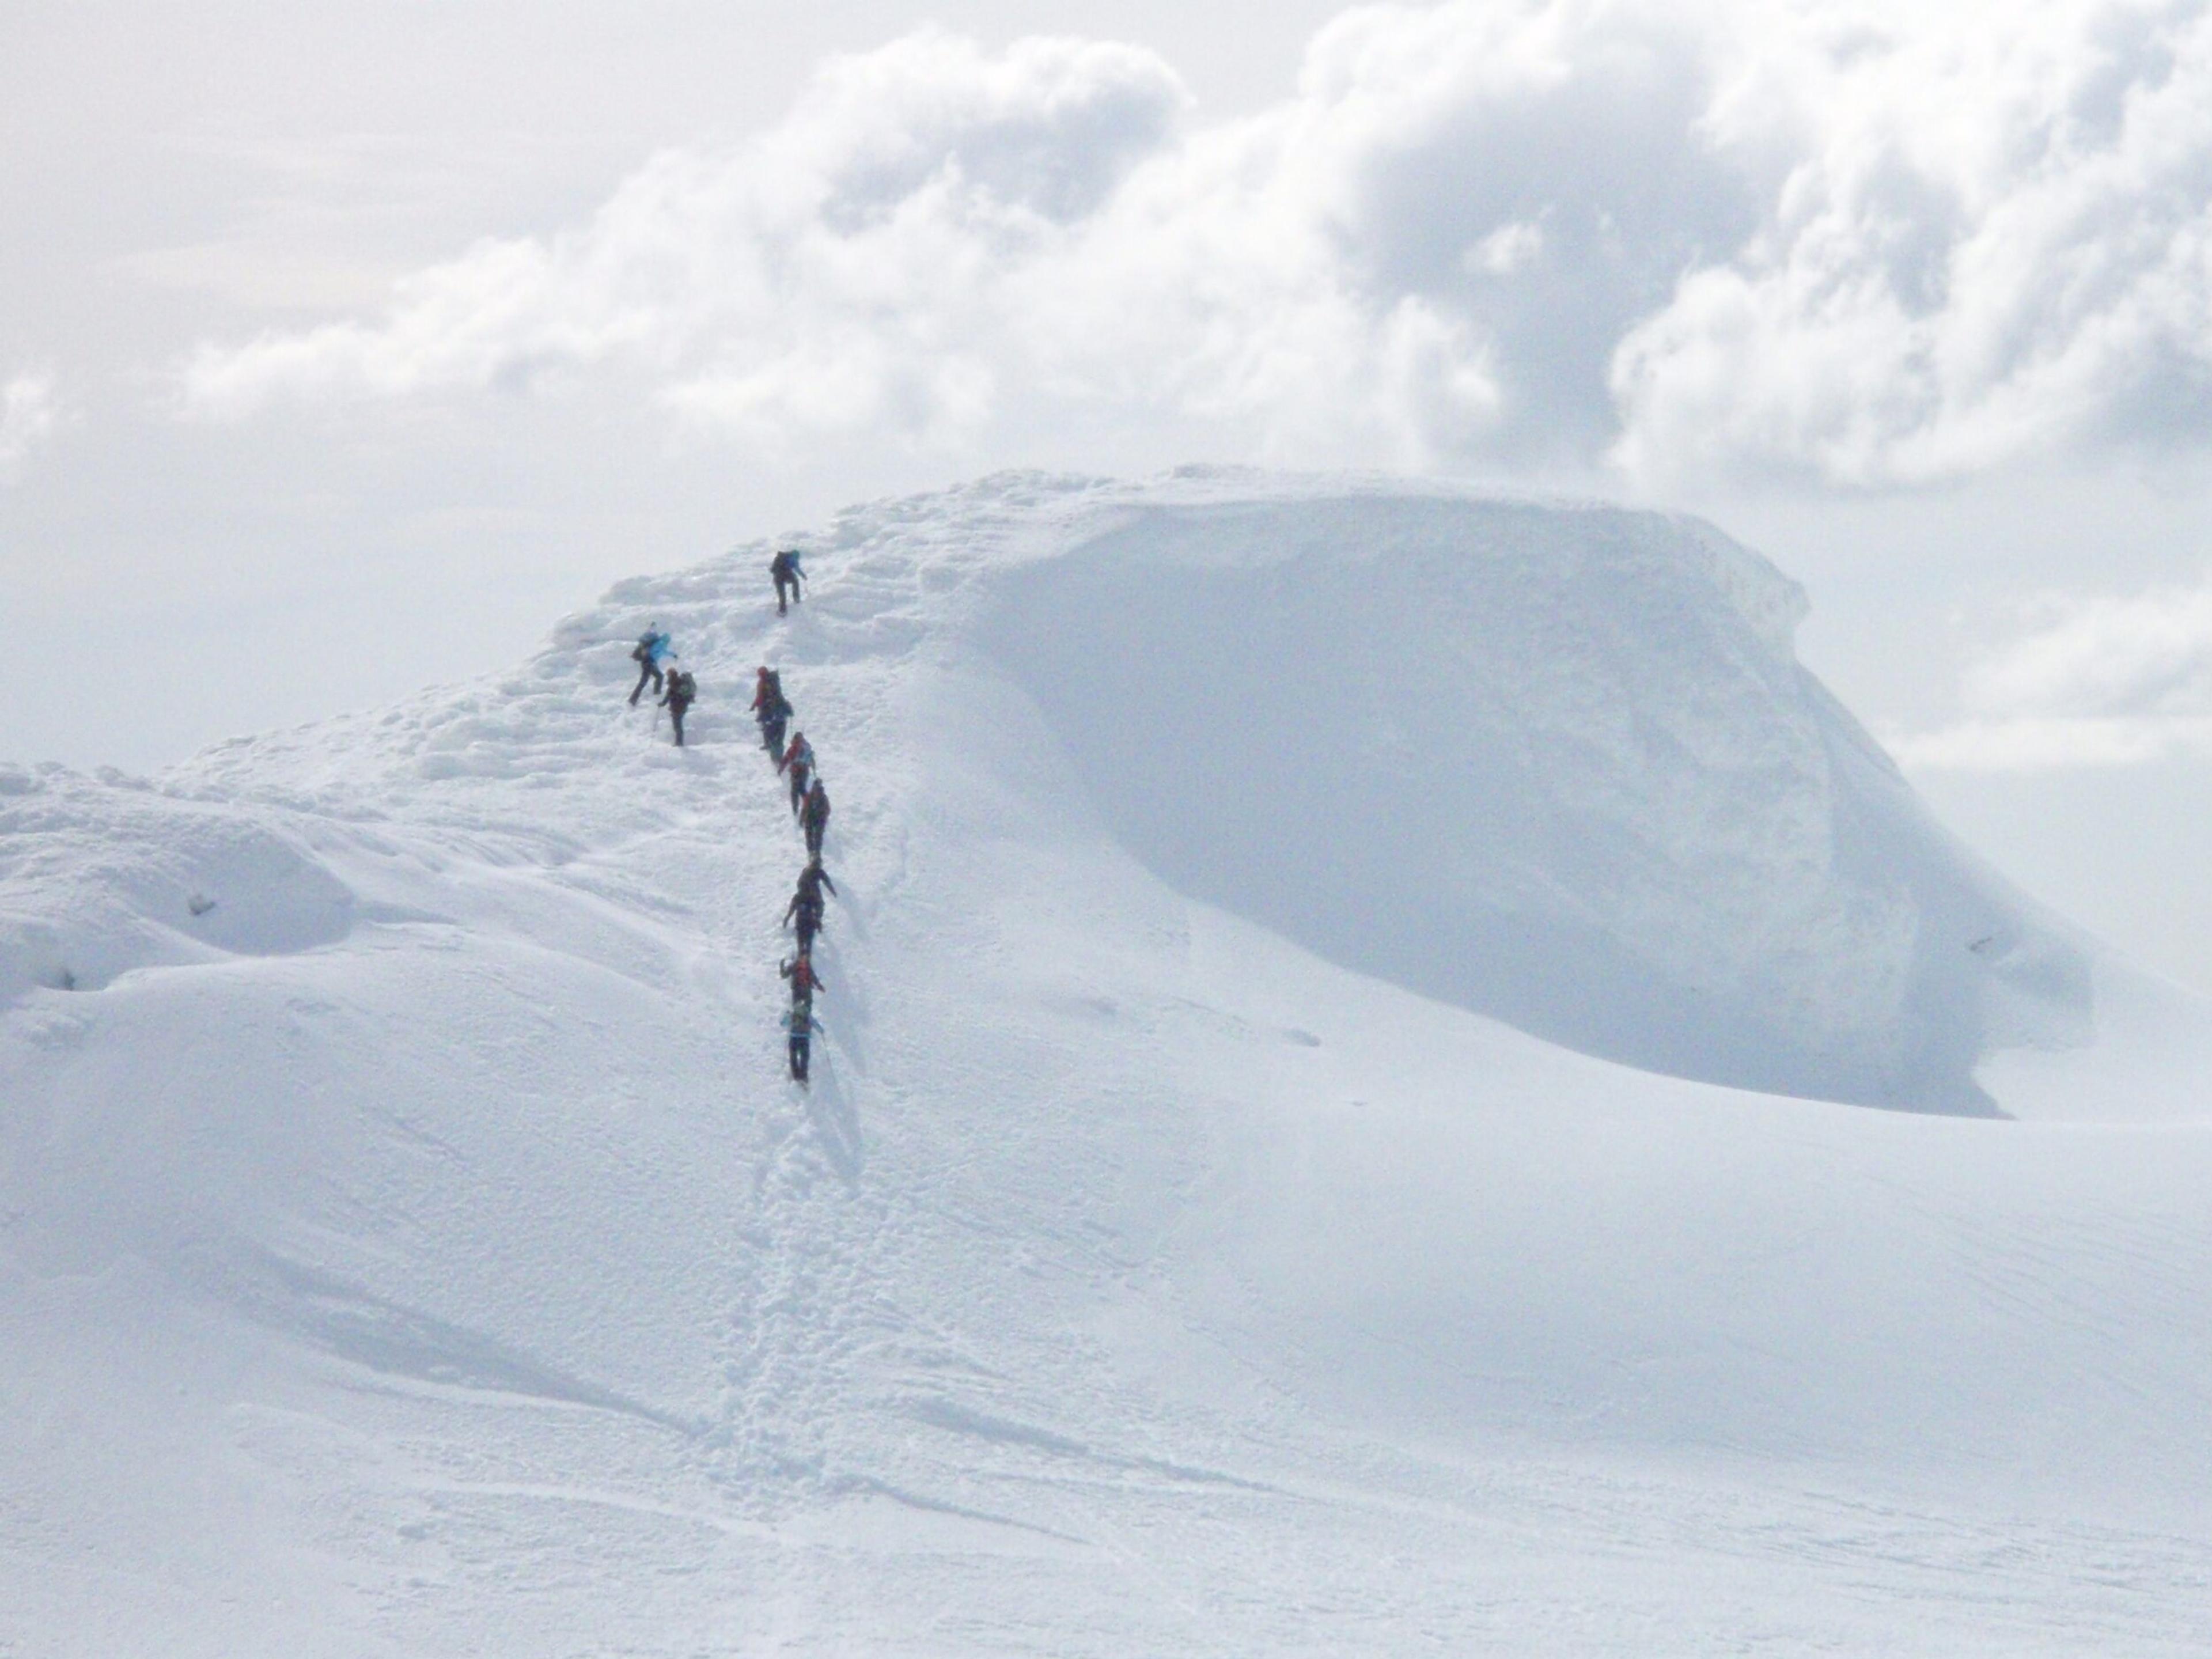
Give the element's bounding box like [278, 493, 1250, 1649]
[9, 469, 2093, 1108]
[5, 470, 2211, 1655]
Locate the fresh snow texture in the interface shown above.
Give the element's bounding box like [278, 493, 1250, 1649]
[3, 469, 2210, 1656]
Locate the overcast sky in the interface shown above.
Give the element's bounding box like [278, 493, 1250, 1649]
[11, 0, 2212, 989]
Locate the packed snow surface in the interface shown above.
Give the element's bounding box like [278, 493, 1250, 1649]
[3, 469, 2210, 1655]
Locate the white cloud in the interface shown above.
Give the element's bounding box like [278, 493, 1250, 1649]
[184, 31, 1206, 444]
[1463, 221, 1547, 278]
[1892, 583, 2212, 769]
[1611, 0, 2212, 486]
[179, 2, 2212, 486]
[0, 373, 61, 480]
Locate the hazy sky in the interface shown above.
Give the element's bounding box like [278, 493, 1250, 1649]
[11, 0, 2212, 990]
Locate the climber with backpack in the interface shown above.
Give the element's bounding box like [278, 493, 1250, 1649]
[783, 880, 826, 955]
[627, 627, 673, 706]
[779, 950, 826, 1004]
[752, 666, 792, 758]
[780, 732, 816, 815]
[770, 548, 806, 616]
[801, 777, 831, 858]
[660, 667, 697, 747]
[793, 855, 836, 909]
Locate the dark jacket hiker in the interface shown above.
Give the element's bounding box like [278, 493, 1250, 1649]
[753, 668, 792, 757]
[784, 886, 825, 953]
[770, 549, 806, 615]
[660, 669, 697, 745]
[794, 857, 836, 908]
[801, 779, 831, 856]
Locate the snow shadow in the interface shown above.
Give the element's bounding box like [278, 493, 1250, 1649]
[804, 1052, 865, 1180]
[192, 1243, 699, 1434]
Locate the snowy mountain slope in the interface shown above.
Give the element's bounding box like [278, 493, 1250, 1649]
[3, 469, 2211, 1656]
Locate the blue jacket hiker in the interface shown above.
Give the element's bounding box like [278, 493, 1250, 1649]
[628, 628, 673, 706]
[783, 1004, 823, 1083]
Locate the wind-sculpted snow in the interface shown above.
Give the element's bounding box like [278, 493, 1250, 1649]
[3, 471, 2210, 1656]
[983, 494, 2087, 1110]
[0, 763, 359, 1006]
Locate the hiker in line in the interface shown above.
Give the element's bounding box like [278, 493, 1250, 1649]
[794, 855, 836, 909]
[660, 667, 697, 747]
[781, 732, 816, 815]
[752, 666, 792, 759]
[779, 950, 826, 1003]
[628, 627, 673, 706]
[749, 665, 785, 718]
[770, 548, 806, 615]
[787, 859, 837, 956]
[784, 884, 825, 955]
[801, 778, 830, 858]
[784, 1003, 823, 1084]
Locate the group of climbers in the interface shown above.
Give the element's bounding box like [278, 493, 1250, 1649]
[756, 660, 835, 1084]
[749, 673, 830, 862]
[627, 627, 697, 747]
[612, 548, 834, 1085]
[757, 548, 836, 1084]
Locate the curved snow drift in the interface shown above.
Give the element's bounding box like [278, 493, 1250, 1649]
[982, 495, 2087, 1112]
[0, 764, 358, 1006]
